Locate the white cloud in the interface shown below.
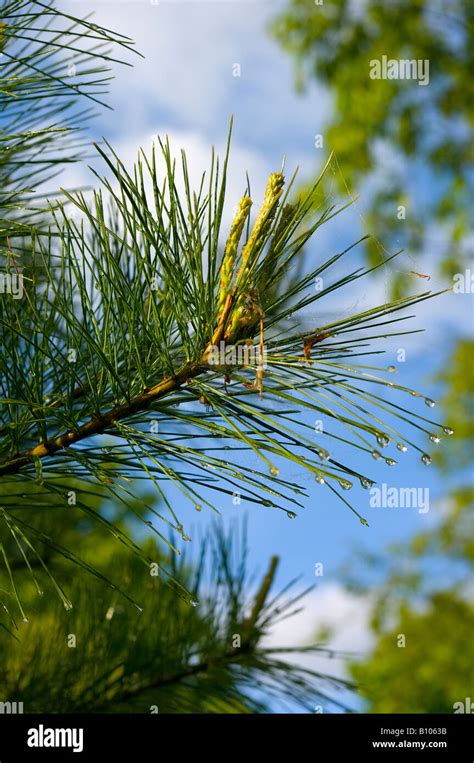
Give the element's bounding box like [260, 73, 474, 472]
[262, 582, 374, 709]
[264, 582, 373, 653]
[63, 0, 328, 165]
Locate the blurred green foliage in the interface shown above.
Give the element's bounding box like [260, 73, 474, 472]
[272, 0, 473, 295]
[435, 338, 474, 471]
[350, 593, 474, 713]
[0, 523, 249, 713]
[334, 339, 473, 712]
[0, 479, 350, 712]
[273, 0, 473, 712]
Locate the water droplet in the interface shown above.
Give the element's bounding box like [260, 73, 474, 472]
[269, 465, 279, 477]
[134, 604, 144, 613]
[176, 523, 190, 541]
[421, 453, 432, 465]
[397, 443, 408, 452]
[22, 617, 29, 623]
[63, 602, 73, 611]
[190, 599, 199, 608]
[371, 450, 382, 460]
[145, 520, 153, 527]
[429, 433, 440, 444]
[376, 434, 389, 448]
[385, 458, 397, 466]
[425, 398, 435, 408]
[315, 475, 325, 485]
[360, 477, 374, 489]
[339, 479, 352, 490]
[317, 448, 330, 461]
[387, 365, 396, 373]
[443, 426, 454, 436]
[360, 517, 370, 527]
[286, 511, 297, 519]
[182, 534, 191, 542]
[194, 504, 202, 512]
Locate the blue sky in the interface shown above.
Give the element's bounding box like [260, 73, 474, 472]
[62, 0, 471, 710]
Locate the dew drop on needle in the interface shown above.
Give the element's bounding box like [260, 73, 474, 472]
[339, 480, 352, 490]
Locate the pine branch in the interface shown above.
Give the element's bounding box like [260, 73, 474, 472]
[0, 265, 239, 475]
[117, 554, 280, 704]
[1, 7, 453, 628]
[0, 522, 355, 712]
[0, 361, 205, 475]
[0, 127, 452, 625]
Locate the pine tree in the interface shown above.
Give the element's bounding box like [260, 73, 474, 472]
[0, 1, 450, 712]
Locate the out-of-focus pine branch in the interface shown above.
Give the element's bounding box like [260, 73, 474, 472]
[0, 518, 355, 713]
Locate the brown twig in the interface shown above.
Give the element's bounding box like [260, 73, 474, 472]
[303, 331, 331, 361]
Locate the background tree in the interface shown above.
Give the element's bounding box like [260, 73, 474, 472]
[345, 491, 473, 713]
[273, 1, 472, 712]
[349, 593, 473, 713]
[272, 0, 473, 294]
[324, 336, 473, 712]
